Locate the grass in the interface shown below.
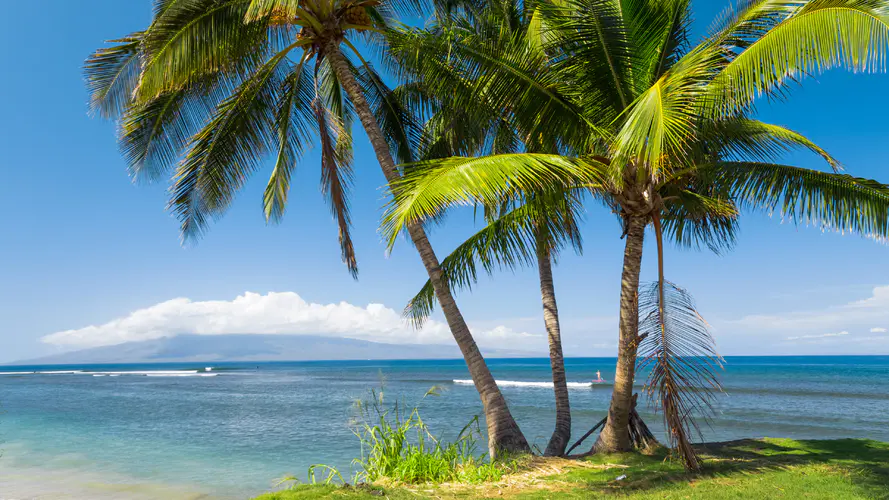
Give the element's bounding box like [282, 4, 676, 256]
[254, 438, 889, 499]
[344, 386, 515, 485]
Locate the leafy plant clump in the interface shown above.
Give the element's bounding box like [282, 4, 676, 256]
[350, 387, 518, 485]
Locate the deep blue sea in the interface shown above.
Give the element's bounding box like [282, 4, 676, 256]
[1, 356, 888, 499]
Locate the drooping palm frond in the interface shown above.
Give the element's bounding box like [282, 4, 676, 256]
[84, 32, 144, 119]
[263, 53, 315, 222]
[709, 0, 889, 115]
[403, 190, 584, 326]
[118, 85, 216, 183]
[381, 154, 608, 248]
[314, 56, 359, 277]
[170, 49, 295, 238]
[701, 118, 840, 171]
[659, 187, 740, 254]
[709, 162, 889, 241]
[637, 280, 724, 471]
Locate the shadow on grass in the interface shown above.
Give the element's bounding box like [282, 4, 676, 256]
[579, 438, 889, 498]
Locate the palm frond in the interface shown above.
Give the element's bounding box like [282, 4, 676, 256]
[263, 53, 315, 222]
[659, 188, 739, 254]
[315, 57, 358, 277]
[709, 1, 889, 115]
[119, 82, 221, 183]
[637, 280, 723, 471]
[171, 49, 291, 239]
[701, 118, 840, 171]
[381, 153, 608, 249]
[355, 62, 422, 165]
[710, 162, 889, 241]
[546, 0, 633, 113]
[85, 32, 144, 119]
[404, 190, 584, 326]
[137, 0, 269, 100]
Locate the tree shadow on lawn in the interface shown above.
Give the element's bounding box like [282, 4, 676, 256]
[579, 438, 889, 498]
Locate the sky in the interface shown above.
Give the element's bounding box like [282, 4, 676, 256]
[1, 1, 889, 363]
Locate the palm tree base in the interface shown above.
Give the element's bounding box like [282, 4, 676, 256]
[565, 394, 659, 457]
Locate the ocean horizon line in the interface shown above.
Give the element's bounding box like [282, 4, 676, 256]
[3, 353, 889, 368]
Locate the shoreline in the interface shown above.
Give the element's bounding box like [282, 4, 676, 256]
[0, 451, 225, 500]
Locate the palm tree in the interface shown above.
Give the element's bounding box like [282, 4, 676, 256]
[404, 191, 586, 456]
[84, 0, 529, 456]
[391, 0, 583, 456]
[382, 0, 889, 468]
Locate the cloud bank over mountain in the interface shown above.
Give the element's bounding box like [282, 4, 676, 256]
[41, 292, 541, 350]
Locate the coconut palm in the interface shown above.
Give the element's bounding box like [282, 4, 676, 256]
[84, 0, 530, 456]
[382, 0, 889, 468]
[391, 0, 585, 456]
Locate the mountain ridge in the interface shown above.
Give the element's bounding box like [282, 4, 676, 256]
[9, 334, 541, 365]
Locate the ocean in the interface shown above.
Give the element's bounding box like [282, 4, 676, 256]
[1, 356, 887, 499]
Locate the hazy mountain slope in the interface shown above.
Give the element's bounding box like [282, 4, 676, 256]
[12, 334, 539, 364]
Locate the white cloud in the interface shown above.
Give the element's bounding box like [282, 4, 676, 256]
[41, 292, 542, 350]
[871, 327, 888, 333]
[786, 331, 849, 341]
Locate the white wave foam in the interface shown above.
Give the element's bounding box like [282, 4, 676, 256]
[0, 371, 84, 375]
[88, 370, 199, 375]
[1, 369, 206, 377]
[452, 379, 597, 389]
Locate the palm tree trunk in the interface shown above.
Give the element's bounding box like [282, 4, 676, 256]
[593, 214, 647, 453]
[538, 246, 571, 457]
[325, 42, 529, 457]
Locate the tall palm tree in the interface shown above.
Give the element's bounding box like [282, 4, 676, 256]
[382, 0, 889, 468]
[405, 191, 586, 456]
[392, 0, 583, 456]
[84, 0, 529, 456]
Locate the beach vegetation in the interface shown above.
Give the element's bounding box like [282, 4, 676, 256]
[255, 438, 889, 499]
[84, 0, 530, 456]
[349, 387, 523, 484]
[382, 0, 889, 470]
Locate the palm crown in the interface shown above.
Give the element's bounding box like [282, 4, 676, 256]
[86, 0, 539, 457]
[382, 0, 889, 468]
[85, 0, 425, 277]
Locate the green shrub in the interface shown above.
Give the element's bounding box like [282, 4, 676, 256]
[349, 386, 511, 484]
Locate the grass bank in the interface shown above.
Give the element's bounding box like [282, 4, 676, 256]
[255, 438, 889, 499]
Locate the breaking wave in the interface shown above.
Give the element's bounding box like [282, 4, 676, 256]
[452, 379, 606, 389]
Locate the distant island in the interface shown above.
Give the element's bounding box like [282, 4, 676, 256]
[7, 334, 541, 365]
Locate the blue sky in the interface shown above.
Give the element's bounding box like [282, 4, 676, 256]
[1, 1, 889, 362]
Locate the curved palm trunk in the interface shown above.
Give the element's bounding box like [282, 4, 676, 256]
[593, 214, 647, 453]
[538, 247, 571, 456]
[325, 43, 529, 457]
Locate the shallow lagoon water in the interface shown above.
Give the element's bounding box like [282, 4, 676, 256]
[1, 356, 887, 499]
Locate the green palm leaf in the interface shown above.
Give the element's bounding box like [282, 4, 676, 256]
[381, 153, 608, 248]
[171, 48, 293, 238]
[404, 191, 584, 326]
[711, 162, 889, 240]
[84, 32, 144, 119]
[263, 53, 315, 222]
[137, 0, 268, 100]
[710, 1, 889, 114]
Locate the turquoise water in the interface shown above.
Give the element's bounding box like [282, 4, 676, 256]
[1, 356, 888, 498]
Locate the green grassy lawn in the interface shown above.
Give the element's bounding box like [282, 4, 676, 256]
[254, 438, 889, 499]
